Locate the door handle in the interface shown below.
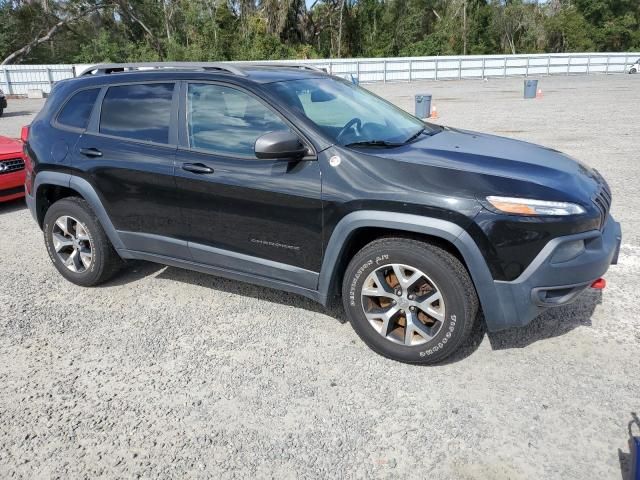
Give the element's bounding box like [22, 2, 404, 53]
[79, 147, 103, 158]
[182, 163, 214, 174]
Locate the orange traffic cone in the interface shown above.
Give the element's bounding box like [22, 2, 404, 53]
[536, 88, 543, 98]
[430, 105, 439, 119]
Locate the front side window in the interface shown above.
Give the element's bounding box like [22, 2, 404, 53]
[187, 83, 289, 157]
[57, 88, 100, 129]
[266, 78, 437, 146]
[100, 83, 174, 144]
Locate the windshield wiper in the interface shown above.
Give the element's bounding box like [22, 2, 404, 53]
[344, 140, 404, 148]
[403, 127, 426, 144]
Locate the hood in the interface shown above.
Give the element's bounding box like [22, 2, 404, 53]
[0, 136, 23, 157]
[362, 127, 602, 201]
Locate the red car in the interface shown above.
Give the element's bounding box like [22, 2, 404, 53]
[0, 135, 26, 202]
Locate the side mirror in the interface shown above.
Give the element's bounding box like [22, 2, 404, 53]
[255, 131, 308, 160]
[310, 89, 336, 102]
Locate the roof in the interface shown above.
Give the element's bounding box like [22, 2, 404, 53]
[77, 62, 327, 84]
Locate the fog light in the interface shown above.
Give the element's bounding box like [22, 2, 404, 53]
[551, 239, 585, 263]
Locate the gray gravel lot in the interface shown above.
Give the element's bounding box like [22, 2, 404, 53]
[1, 74, 639, 479]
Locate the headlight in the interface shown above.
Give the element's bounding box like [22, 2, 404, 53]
[486, 196, 586, 216]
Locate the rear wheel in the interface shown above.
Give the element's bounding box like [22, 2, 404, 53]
[43, 197, 122, 286]
[342, 238, 478, 364]
[0, 107, 3, 117]
[630, 68, 637, 74]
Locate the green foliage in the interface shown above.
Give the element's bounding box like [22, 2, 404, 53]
[0, 0, 639, 64]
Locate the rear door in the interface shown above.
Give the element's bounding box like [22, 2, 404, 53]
[74, 82, 188, 258]
[173, 81, 323, 288]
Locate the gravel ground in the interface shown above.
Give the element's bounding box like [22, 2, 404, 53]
[1, 74, 639, 479]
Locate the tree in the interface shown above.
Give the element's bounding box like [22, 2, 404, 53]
[0, 0, 638, 65]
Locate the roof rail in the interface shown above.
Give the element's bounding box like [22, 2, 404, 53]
[236, 63, 326, 73]
[78, 62, 247, 77]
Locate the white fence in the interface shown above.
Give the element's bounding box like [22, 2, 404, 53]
[1, 52, 638, 95]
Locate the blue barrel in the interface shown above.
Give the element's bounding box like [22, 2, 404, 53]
[524, 79, 538, 99]
[415, 94, 432, 118]
[630, 414, 640, 480]
[632, 436, 640, 480]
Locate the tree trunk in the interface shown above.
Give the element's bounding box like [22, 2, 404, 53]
[462, 0, 467, 55]
[337, 0, 345, 58]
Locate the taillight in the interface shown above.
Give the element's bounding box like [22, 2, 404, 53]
[21, 125, 33, 195]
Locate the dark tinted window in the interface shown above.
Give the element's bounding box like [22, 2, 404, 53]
[187, 83, 288, 156]
[100, 83, 174, 144]
[57, 88, 100, 129]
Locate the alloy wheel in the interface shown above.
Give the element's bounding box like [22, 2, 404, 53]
[361, 263, 445, 346]
[51, 215, 93, 273]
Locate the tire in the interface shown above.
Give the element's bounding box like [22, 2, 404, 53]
[43, 197, 122, 286]
[342, 237, 478, 364]
[0, 107, 3, 117]
[630, 68, 637, 74]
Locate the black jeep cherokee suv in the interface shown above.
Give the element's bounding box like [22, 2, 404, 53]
[23, 62, 621, 364]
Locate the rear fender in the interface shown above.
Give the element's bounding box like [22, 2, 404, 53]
[32, 171, 125, 250]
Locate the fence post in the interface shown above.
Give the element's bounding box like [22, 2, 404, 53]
[504, 56, 508, 78]
[624, 54, 629, 72]
[605, 56, 609, 74]
[4, 69, 12, 95]
[587, 54, 591, 75]
[356, 61, 360, 81]
[546, 55, 550, 76]
[434, 58, 438, 80]
[408, 59, 412, 82]
[481, 57, 486, 79]
[383, 59, 387, 83]
[46, 67, 54, 91]
[525, 56, 529, 77]
[328, 61, 333, 75]
[567, 56, 570, 75]
[458, 58, 462, 79]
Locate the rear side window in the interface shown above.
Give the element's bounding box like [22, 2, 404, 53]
[57, 88, 100, 129]
[99, 83, 174, 144]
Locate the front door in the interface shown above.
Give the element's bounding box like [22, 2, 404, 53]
[174, 82, 322, 289]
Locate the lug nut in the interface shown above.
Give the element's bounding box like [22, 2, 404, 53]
[408, 294, 415, 300]
[409, 306, 416, 312]
[395, 289, 402, 296]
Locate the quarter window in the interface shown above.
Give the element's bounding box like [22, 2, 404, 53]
[187, 83, 289, 157]
[57, 88, 100, 129]
[100, 83, 174, 144]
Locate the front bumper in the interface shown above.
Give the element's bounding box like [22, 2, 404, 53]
[0, 170, 25, 201]
[487, 214, 621, 331]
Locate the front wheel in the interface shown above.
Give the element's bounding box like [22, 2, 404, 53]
[342, 238, 478, 364]
[0, 107, 3, 117]
[630, 68, 637, 74]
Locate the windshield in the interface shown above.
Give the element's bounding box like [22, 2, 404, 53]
[266, 78, 438, 147]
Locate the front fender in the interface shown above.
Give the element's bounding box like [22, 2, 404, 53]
[317, 211, 510, 331]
